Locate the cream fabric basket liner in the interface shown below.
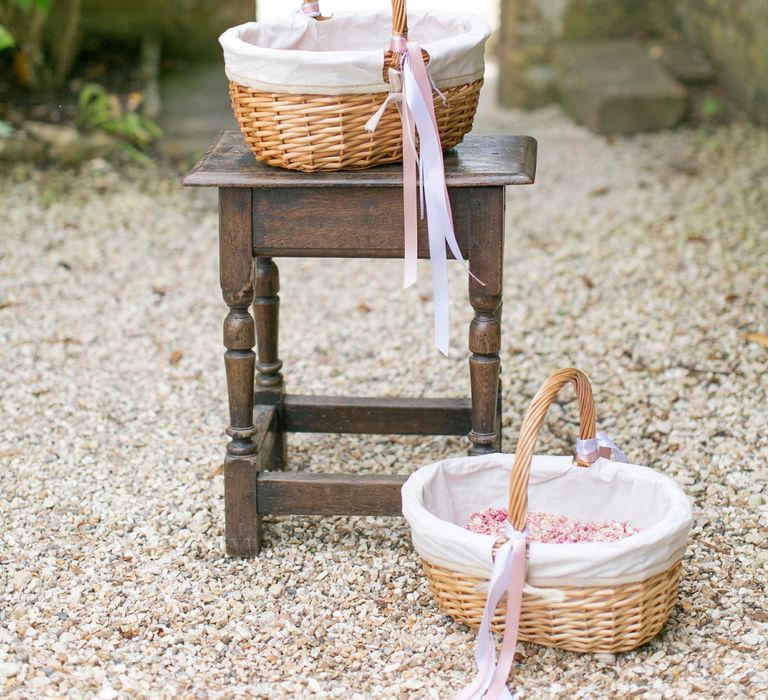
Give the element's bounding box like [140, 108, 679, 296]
[402, 453, 693, 588]
[220, 11, 490, 95]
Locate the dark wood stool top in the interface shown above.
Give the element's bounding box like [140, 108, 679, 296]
[182, 132, 536, 188]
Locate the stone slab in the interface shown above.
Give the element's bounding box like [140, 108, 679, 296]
[649, 41, 715, 86]
[556, 40, 688, 134]
[0, 137, 46, 163]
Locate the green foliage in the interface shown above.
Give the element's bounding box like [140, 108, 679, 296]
[0, 23, 13, 50]
[701, 96, 726, 120]
[0, 118, 13, 137]
[0, 0, 45, 52]
[13, 0, 52, 10]
[76, 82, 162, 164]
[0, 0, 54, 85]
[1, 0, 82, 89]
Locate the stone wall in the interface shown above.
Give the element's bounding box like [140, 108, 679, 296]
[497, 0, 673, 108]
[497, 0, 768, 126]
[676, 0, 768, 125]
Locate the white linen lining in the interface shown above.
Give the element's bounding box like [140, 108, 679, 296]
[401, 454, 693, 587]
[220, 11, 489, 95]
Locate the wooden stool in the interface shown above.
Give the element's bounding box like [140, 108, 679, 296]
[183, 132, 537, 556]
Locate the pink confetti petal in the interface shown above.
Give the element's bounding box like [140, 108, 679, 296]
[465, 507, 639, 542]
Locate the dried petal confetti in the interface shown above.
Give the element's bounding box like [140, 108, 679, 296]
[465, 507, 640, 543]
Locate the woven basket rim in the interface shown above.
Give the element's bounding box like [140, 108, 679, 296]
[222, 11, 489, 96]
[226, 10, 491, 56]
[402, 453, 692, 586]
[408, 454, 690, 535]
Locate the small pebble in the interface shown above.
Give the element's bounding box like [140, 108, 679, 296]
[741, 633, 761, 647]
[13, 570, 33, 590]
[0, 663, 20, 678]
[262, 610, 279, 625]
[595, 653, 616, 664]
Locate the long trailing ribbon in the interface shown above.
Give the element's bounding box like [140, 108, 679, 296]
[365, 38, 483, 355]
[451, 524, 527, 700]
[575, 431, 627, 464]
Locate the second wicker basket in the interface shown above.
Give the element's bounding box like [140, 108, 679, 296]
[402, 368, 692, 654]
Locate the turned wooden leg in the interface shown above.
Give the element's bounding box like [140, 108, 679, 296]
[220, 188, 261, 556]
[469, 294, 502, 454]
[468, 188, 505, 455]
[253, 256, 287, 470]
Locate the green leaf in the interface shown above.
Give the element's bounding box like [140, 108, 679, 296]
[701, 96, 724, 119]
[75, 80, 161, 153]
[141, 117, 163, 140]
[77, 82, 110, 126]
[0, 25, 15, 52]
[79, 82, 107, 107]
[0, 119, 13, 138]
[13, 0, 51, 11]
[121, 143, 153, 166]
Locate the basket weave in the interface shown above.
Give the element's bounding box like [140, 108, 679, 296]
[424, 560, 681, 653]
[421, 369, 684, 653]
[229, 79, 482, 172]
[227, 0, 483, 171]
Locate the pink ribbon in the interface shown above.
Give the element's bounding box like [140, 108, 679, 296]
[451, 525, 527, 700]
[376, 39, 482, 355]
[297, 1, 321, 16]
[575, 431, 627, 464]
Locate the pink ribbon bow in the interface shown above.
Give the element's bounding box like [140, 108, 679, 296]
[575, 431, 627, 464]
[367, 38, 482, 355]
[451, 524, 527, 700]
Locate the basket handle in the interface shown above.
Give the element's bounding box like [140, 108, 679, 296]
[300, 0, 409, 39]
[390, 0, 408, 38]
[506, 368, 597, 531]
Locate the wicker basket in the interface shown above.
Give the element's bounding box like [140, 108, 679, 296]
[402, 368, 692, 654]
[221, 1, 487, 171]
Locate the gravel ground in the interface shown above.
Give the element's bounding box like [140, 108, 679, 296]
[1, 87, 768, 699]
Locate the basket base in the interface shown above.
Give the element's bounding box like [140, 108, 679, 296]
[423, 559, 682, 654]
[229, 79, 483, 172]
